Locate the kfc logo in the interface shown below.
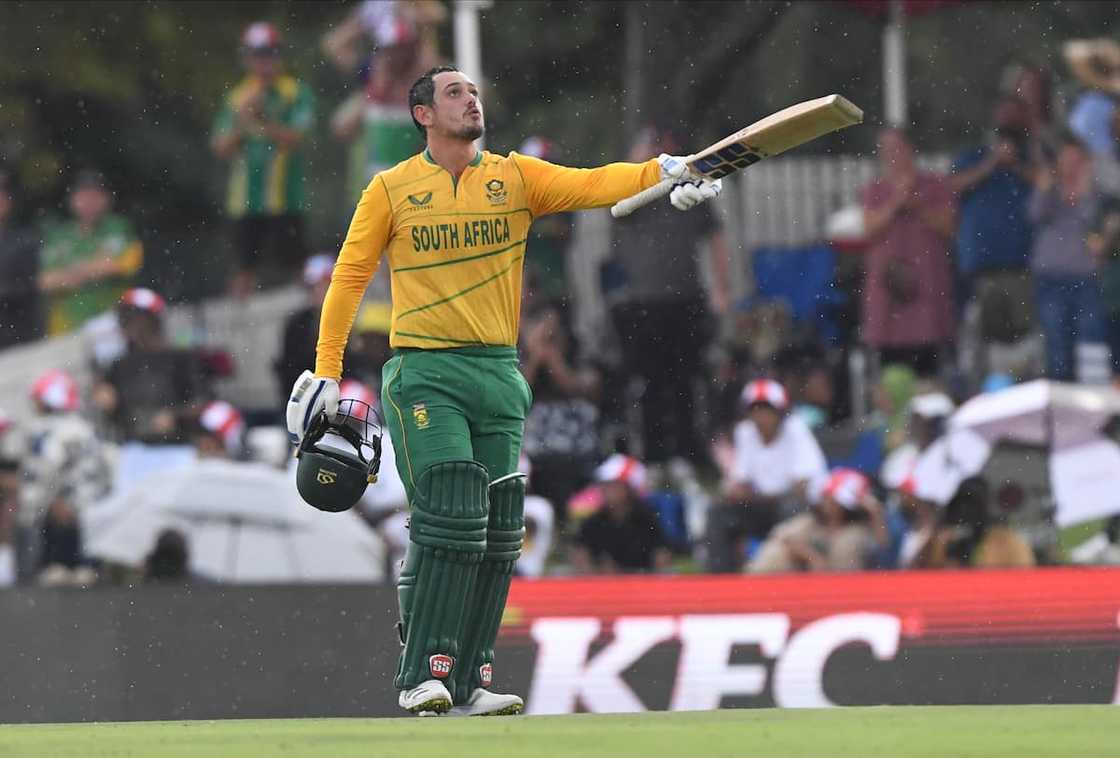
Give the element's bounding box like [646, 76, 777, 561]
[480, 662, 493, 688]
[429, 654, 454, 679]
[526, 613, 902, 713]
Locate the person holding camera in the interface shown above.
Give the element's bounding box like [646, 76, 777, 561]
[951, 97, 1038, 384]
[861, 128, 957, 378]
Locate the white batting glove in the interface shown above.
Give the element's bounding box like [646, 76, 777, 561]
[657, 153, 722, 211]
[657, 153, 692, 183]
[286, 369, 339, 443]
[670, 178, 722, 211]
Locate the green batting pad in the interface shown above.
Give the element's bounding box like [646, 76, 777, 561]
[451, 472, 525, 702]
[395, 460, 489, 691]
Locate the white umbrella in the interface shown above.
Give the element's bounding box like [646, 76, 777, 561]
[83, 459, 385, 583]
[950, 380, 1120, 450]
[914, 380, 1120, 527]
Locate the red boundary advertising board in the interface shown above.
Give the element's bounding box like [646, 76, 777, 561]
[499, 568, 1120, 714]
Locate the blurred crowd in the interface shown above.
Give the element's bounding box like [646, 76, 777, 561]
[3, 3, 1120, 585]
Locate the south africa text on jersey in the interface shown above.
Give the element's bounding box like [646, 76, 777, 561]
[410, 217, 512, 252]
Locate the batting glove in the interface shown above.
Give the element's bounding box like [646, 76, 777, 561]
[670, 178, 722, 211]
[657, 153, 692, 183]
[286, 370, 339, 443]
[657, 153, 722, 211]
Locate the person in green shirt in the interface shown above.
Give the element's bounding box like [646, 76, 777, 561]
[212, 22, 315, 296]
[323, 1, 441, 204]
[38, 171, 143, 336]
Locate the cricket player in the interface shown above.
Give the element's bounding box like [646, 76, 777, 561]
[286, 65, 721, 716]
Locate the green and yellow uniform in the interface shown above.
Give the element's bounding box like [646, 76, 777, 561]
[40, 215, 143, 334]
[315, 147, 659, 701]
[318, 147, 658, 491]
[213, 75, 315, 218]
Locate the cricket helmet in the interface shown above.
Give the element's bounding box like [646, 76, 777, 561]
[295, 398, 382, 513]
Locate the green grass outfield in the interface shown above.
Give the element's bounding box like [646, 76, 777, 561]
[3, 706, 1119, 758]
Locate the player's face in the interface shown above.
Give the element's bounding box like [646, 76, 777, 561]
[429, 71, 484, 141]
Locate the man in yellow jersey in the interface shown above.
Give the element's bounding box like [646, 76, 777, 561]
[286, 65, 721, 717]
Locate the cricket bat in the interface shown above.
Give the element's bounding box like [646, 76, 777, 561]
[610, 94, 864, 218]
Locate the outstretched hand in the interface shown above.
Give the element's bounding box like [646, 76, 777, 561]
[656, 153, 722, 211]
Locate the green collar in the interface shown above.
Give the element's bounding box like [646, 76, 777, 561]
[422, 147, 483, 168]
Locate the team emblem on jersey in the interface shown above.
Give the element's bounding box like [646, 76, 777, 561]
[412, 403, 430, 430]
[316, 468, 337, 485]
[485, 179, 507, 205]
[408, 191, 433, 207]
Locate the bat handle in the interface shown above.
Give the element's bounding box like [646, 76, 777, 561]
[610, 178, 675, 218]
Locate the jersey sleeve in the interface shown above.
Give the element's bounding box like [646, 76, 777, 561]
[511, 152, 661, 217]
[315, 175, 392, 379]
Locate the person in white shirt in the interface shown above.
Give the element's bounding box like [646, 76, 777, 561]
[704, 379, 828, 572]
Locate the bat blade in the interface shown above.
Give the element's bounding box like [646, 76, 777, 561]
[610, 95, 863, 218]
[687, 95, 863, 180]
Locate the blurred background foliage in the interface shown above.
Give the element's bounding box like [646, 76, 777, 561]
[0, 0, 1117, 301]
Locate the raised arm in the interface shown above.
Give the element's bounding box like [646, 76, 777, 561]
[315, 176, 392, 379]
[512, 152, 661, 217]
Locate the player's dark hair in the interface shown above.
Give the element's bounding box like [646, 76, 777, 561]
[409, 65, 461, 137]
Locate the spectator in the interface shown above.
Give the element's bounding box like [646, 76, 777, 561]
[704, 379, 828, 573]
[916, 477, 1035, 569]
[1063, 39, 1120, 159]
[775, 345, 835, 430]
[895, 479, 941, 569]
[520, 303, 601, 526]
[609, 124, 732, 464]
[93, 289, 209, 443]
[861, 128, 957, 377]
[143, 529, 192, 584]
[951, 97, 1036, 383]
[880, 391, 955, 491]
[212, 22, 315, 296]
[324, 0, 442, 204]
[1006, 62, 1057, 157]
[571, 454, 670, 574]
[1090, 172, 1120, 384]
[38, 170, 143, 336]
[875, 363, 918, 455]
[518, 137, 575, 315]
[275, 255, 336, 404]
[194, 401, 246, 459]
[0, 170, 42, 348]
[20, 370, 112, 582]
[1029, 135, 1103, 381]
[751, 469, 887, 574]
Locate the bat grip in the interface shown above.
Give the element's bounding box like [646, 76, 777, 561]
[610, 178, 675, 218]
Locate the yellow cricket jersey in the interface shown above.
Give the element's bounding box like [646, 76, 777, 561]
[315, 149, 661, 378]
